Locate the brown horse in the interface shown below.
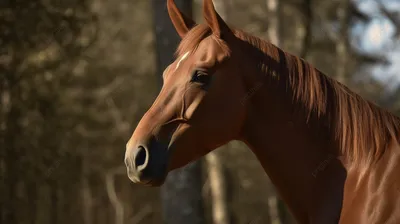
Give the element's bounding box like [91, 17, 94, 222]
[125, 0, 400, 223]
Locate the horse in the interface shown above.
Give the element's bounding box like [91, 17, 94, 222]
[124, 0, 400, 223]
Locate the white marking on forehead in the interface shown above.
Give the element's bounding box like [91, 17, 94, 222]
[175, 51, 190, 71]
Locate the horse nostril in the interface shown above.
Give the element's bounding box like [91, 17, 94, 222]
[135, 146, 148, 169]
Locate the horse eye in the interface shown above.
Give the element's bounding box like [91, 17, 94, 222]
[191, 70, 211, 85]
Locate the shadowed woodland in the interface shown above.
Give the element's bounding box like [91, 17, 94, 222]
[2, 0, 400, 223]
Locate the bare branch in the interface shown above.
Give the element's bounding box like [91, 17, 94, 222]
[129, 204, 152, 224]
[106, 96, 130, 134]
[105, 166, 126, 224]
[349, 1, 370, 22]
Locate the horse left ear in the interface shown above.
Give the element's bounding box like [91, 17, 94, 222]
[203, 0, 232, 38]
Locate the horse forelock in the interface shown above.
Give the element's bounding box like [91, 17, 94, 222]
[176, 24, 212, 57]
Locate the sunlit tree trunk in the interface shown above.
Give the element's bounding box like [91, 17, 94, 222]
[82, 157, 93, 224]
[267, 0, 279, 46]
[266, 1, 284, 224]
[203, 1, 231, 224]
[151, 1, 205, 224]
[336, 0, 350, 83]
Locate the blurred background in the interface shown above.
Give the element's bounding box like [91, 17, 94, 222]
[1, 0, 400, 223]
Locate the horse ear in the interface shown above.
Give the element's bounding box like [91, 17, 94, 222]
[167, 0, 197, 38]
[203, 0, 231, 38]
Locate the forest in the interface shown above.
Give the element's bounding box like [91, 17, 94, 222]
[1, 0, 400, 223]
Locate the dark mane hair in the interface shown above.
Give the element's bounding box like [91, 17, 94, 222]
[177, 24, 400, 167]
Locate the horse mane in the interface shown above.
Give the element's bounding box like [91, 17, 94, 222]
[177, 24, 400, 167]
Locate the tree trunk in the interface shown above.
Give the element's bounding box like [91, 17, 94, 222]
[3, 79, 19, 224]
[0, 73, 8, 224]
[205, 152, 230, 224]
[298, 0, 312, 59]
[205, 1, 231, 224]
[336, 0, 350, 83]
[266, 1, 284, 224]
[151, 1, 205, 224]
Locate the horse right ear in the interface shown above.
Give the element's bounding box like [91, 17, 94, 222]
[203, 0, 232, 39]
[167, 0, 197, 38]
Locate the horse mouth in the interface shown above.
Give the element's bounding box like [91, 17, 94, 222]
[142, 177, 166, 187]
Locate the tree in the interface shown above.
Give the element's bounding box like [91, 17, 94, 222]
[336, 0, 351, 83]
[204, 3, 231, 224]
[151, 1, 205, 224]
[265, 1, 285, 224]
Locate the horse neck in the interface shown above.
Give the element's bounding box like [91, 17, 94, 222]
[237, 43, 347, 222]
